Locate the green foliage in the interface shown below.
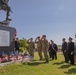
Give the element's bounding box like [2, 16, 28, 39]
[19, 38, 29, 52]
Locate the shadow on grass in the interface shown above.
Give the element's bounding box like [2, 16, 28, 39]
[64, 68, 76, 74]
[53, 61, 65, 65]
[58, 64, 71, 69]
[23, 61, 44, 66]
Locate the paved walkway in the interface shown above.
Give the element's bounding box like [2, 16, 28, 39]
[0, 61, 14, 66]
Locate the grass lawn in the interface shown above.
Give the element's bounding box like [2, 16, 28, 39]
[0, 52, 76, 75]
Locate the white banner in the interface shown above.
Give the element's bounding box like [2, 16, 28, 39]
[0, 30, 10, 46]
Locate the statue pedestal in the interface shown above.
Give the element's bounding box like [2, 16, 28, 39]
[0, 24, 16, 57]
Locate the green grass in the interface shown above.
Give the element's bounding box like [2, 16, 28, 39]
[0, 52, 76, 75]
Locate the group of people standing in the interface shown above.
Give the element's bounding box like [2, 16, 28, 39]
[62, 37, 75, 65]
[14, 36, 75, 65]
[27, 35, 58, 63]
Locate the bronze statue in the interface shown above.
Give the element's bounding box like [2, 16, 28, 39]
[0, 0, 12, 20]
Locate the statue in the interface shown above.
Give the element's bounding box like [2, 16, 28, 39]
[0, 0, 12, 26]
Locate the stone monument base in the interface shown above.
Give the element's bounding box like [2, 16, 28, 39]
[0, 24, 16, 57]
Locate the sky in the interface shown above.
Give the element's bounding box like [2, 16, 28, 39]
[0, 0, 76, 45]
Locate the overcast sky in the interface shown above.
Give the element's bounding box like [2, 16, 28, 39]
[0, 0, 76, 45]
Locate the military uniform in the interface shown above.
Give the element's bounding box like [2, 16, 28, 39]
[36, 40, 43, 60]
[28, 42, 35, 57]
[42, 39, 49, 63]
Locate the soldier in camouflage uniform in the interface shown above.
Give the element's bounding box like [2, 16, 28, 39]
[41, 35, 49, 63]
[35, 36, 43, 60]
[27, 38, 35, 57]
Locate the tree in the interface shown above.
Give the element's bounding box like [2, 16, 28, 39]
[19, 38, 29, 52]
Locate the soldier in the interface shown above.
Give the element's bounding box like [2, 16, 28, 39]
[35, 36, 43, 60]
[41, 35, 49, 63]
[27, 38, 35, 57]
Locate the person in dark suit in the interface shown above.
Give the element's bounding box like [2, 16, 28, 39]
[49, 40, 58, 60]
[68, 37, 74, 65]
[15, 38, 20, 55]
[48, 42, 52, 59]
[62, 38, 69, 63]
